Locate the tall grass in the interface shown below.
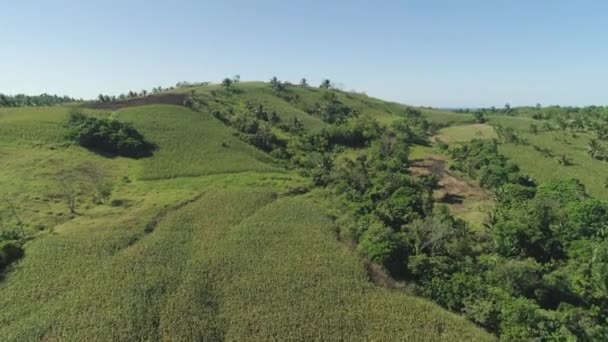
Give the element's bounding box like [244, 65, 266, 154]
[0, 188, 493, 340]
[115, 105, 281, 180]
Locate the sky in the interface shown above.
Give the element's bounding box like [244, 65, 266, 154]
[1, 0, 608, 107]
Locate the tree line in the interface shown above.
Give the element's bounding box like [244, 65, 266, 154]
[0, 93, 78, 107]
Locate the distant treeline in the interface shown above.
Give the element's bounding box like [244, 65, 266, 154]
[95, 81, 210, 103]
[0, 93, 78, 107]
[456, 103, 608, 122]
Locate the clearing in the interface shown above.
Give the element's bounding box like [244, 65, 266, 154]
[410, 152, 492, 230]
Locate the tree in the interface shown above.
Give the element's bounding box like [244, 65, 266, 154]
[287, 117, 304, 133]
[299, 78, 308, 87]
[270, 76, 284, 93]
[529, 124, 539, 134]
[233, 74, 241, 84]
[221, 78, 233, 90]
[587, 139, 604, 160]
[57, 172, 80, 214]
[359, 221, 406, 266]
[65, 111, 156, 158]
[473, 111, 486, 123]
[319, 79, 332, 89]
[2, 198, 25, 238]
[77, 163, 113, 204]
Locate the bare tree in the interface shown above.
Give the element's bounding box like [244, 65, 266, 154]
[77, 163, 113, 204]
[2, 197, 25, 237]
[57, 172, 80, 214]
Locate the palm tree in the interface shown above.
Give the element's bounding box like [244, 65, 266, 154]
[588, 139, 601, 159]
[319, 79, 332, 89]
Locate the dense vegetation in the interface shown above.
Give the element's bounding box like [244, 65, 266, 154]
[0, 93, 77, 107]
[65, 111, 156, 158]
[191, 81, 607, 339]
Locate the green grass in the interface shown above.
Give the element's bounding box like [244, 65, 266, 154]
[499, 130, 608, 199]
[0, 187, 492, 340]
[436, 123, 497, 143]
[114, 104, 281, 180]
[486, 114, 537, 130]
[0, 107, 70, 145]
[423, 110, 476, 127]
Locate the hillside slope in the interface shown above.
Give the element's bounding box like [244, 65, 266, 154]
[0, 83, 493, 340]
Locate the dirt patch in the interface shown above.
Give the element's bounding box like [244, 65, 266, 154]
[82, 93, 187, 110]
[410, 155, 490, 208]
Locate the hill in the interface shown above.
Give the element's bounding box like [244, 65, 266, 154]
[0, 82, 494, 340]
[2, 81, 608, 340]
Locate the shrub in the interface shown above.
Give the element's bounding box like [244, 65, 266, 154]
[66, 111, 156, 158]
[359, 221, 406, 266]
[0, 240, 23, 271]
[322, 116, 381, 147]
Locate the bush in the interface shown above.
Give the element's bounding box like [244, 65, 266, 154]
[359, 221, 406, 267]
[66, 111, 156, 158]
[0, 240, 23, 271]
[322, 116, 381, 147]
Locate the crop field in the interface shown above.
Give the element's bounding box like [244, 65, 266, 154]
[0, 186, 492, 340]
[114, 105, 281, 180]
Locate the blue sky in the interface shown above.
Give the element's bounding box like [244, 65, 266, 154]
[2, 0, 607, 107]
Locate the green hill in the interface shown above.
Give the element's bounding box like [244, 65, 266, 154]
[0, 83, 494, 340]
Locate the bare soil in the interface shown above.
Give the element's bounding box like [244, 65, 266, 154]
[410, 155, 490, 209]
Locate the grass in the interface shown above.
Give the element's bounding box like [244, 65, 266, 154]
[499, 130, 608, 199]
[0, 86, 495, 340]
[0, 107, 69, 145]
[423, 110, 475, 127]
[114, 104, 281, 180]
[0, 187, 492, 340]
[435, 123, 497, 143]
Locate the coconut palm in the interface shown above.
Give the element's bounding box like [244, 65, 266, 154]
[588, 139, 602, 160]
